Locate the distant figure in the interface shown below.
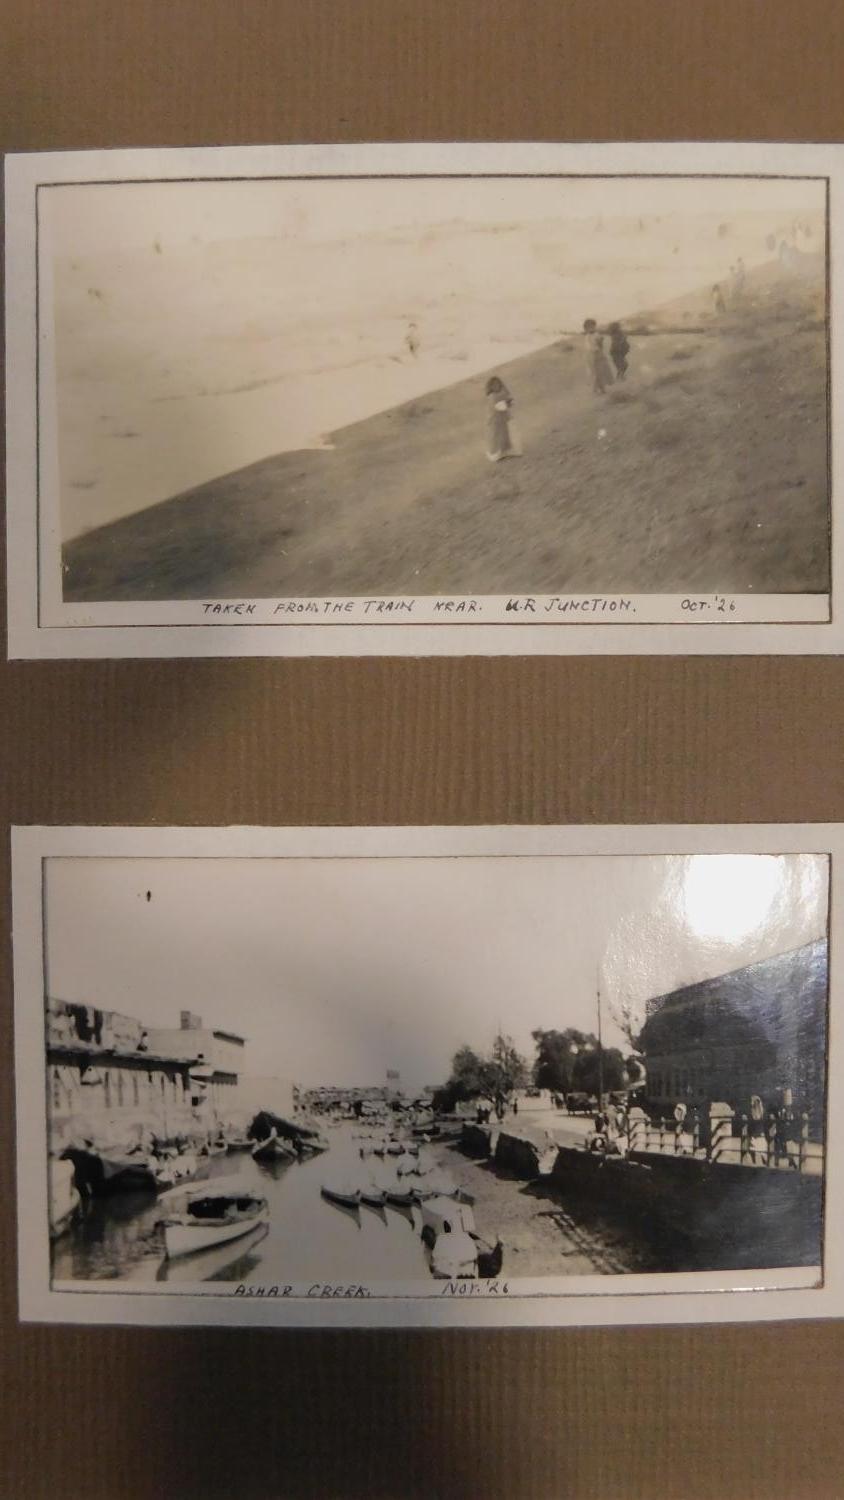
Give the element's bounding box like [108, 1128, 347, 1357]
[485, 376, 521, 462]
[405, 322, 419, 358]
[607, 322, 630, 380]
[731, 258, 746, 299]
[712, 283, 727, 316]
[582, 319, 613, 395]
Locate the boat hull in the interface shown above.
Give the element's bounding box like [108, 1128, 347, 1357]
[321, 1186, 361, 1208]
[252, 1136, 297, 1163]
[163, 1209, 268, 1259]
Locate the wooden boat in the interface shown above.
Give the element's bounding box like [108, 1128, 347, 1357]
[152, 1149, 207, 1190]
[421, 1197, 502, 1279]
[159, 1176, 269, 1259]
[384, 1182, 416, 1207]
[321, 1183, 361, 1208]
[297, 1134, 329, 1156]
[359, 1182, 387, 1207]
[225, 1136, 254, 1151]
[61, 1145, 158, 1196]
[430, 1227, 479, 1279]
[158, 1222, 269, 1282]
[420, 1195, 477, 1240]
[251, 1129, 297, 1164]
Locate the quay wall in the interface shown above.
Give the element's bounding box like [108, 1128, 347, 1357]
[494, 1131, 548, 1179]
[550, 1145, 823, 1267]
[459, 1123, 494, 1158]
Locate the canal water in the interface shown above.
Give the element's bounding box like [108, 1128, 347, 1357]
[52, 1124, 434, 1285]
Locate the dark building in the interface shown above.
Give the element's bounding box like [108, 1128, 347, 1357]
[638, 940, 827, 1132]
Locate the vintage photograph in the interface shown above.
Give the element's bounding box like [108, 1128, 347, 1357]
[46, 174, 829, 607]
[6, 143, 841, 655]
[14, 826, 836, 1326]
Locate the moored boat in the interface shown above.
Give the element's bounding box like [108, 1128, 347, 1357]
[430, 1227, 479, 1279]
[359, 1182, 387, 1207]
[321, 1183, 362, 1208]
[159, 1176, 269, 1259]
[384, 1182, 416, 1207]
[251, 1129, 297, 1164]
[61, 1144, 158, 1196]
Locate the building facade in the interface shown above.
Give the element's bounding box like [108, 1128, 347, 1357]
[46, 998, 200, 1150]
[146, 1012, 246, 1124]
[638, 940, 827, 1131]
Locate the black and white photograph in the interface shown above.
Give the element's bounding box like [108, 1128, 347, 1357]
[12, 825, 841, 1330]
[5, 143, 842, 657]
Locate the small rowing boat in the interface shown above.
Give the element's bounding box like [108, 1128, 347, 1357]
[384, 1182, 416, 1207]
[251, 1129, 297, 1164]
[321, 1183, 361, 1208]
[359, 1182, 387, 1207]
[159, 1176, 269, 1259]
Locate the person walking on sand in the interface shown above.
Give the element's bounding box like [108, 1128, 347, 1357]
[712, 283, 726, 316]
[485, 376, 521, 462]
[607, 321, 630, 380]
[582, 319, 613, 395]
[405, 322, 419, 358]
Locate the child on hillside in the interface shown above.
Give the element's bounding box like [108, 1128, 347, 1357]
[485, 376, 522, 462]
[582, 319, 614, 395]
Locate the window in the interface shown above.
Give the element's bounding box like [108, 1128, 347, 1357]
[132, 1073, 139, 1107]
[52, 1068, 61, 1111]
[116, 1071, 124, 1107]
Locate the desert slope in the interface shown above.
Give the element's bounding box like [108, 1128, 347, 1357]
[63, 271, 829, 601]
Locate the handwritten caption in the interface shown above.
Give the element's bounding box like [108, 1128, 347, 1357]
[200, 595, 645, 622]
[231, 1279, 512, 1299]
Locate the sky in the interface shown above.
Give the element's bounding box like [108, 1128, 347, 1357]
[44, 853, 828, 1094]
[43, 175, 825, 257]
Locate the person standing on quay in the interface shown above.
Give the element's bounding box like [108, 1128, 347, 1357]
[582, 319, 614, 395]
[485, 376, 522, 462]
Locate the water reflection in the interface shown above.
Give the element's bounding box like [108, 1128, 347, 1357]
[52, 1126, 433, 1284]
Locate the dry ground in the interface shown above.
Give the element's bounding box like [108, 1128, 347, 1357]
[429, 1138, 655, 1278]
[63, 277, 829, 601]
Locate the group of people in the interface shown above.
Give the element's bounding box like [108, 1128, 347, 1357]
[582, 318, 630, 395]
[484, 317, 632, 462]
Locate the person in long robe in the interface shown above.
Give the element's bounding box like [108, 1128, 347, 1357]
[485, 376, 521, 461]
[582, 319, 614, 395]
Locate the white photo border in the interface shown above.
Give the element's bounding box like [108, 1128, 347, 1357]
[4, 141, 839, 658]
[12, 822, 840, 1330]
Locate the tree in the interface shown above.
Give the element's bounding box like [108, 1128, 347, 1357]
[571, 1045, 627, 1097]
[532, 1028, 594, 1093]
[490, 1032, 528, 1097]
[450, 1044, 487, 1100]
[437, 1035, 529, 1113]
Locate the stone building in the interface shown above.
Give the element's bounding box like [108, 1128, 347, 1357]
[146, 1011, 246, 1125]
[638, 940, 827, 1131]
[46, 998, 201, 1150]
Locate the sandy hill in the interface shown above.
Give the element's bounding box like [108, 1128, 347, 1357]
[63, 266, 829, 601]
